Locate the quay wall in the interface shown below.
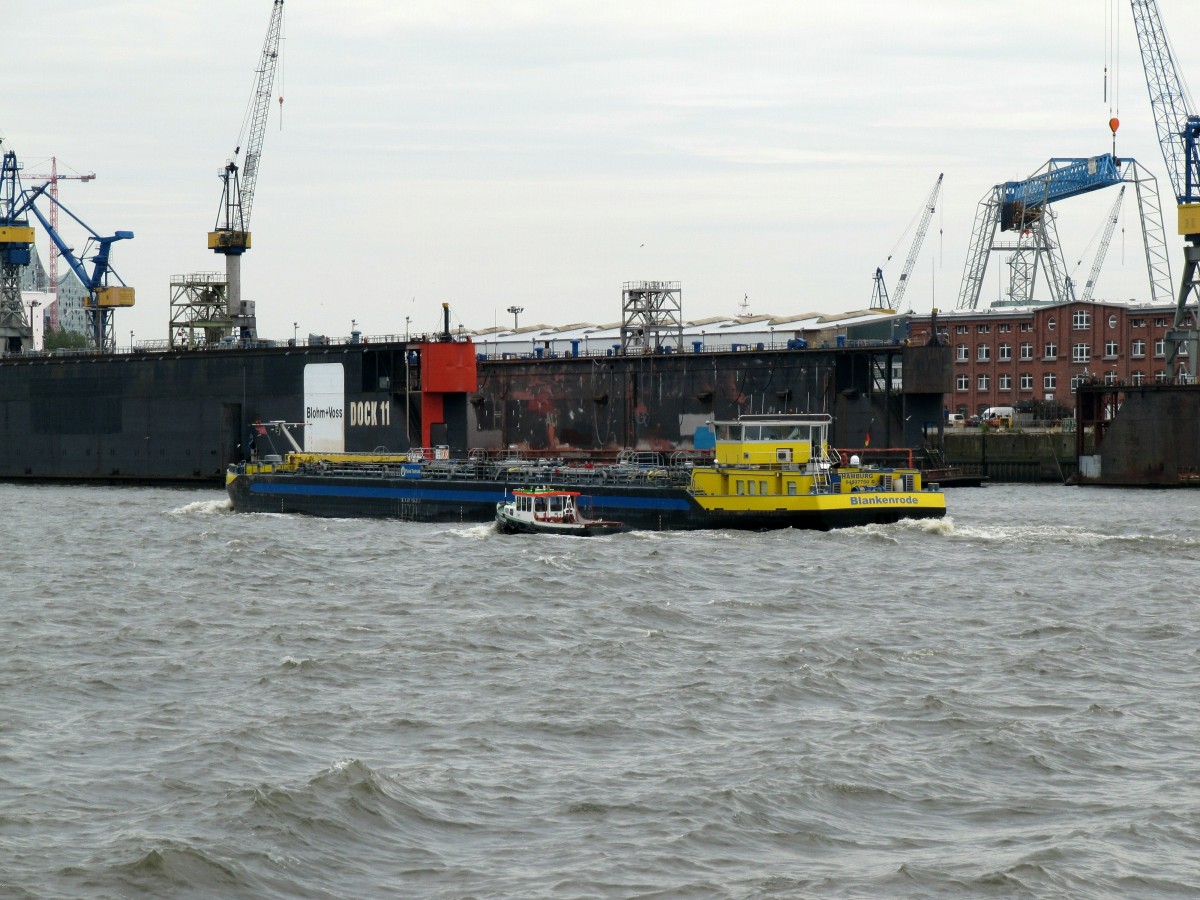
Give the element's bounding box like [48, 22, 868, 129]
[943, 430, 1088, 483]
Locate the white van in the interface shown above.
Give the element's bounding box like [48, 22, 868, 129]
[946, 413, 966, 427]
[980, 406, 1015, 426]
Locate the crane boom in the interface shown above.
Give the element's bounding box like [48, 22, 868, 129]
[1130, 0, 1200, 373]
[892, 173, 943, 308]
[1080, 185, 1125, 303]
[209, 0, 284, 343]
[1130, 0, 1200, 213]
[238, 0, 284, 229]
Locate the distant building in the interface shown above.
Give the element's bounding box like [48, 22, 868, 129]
[909, 300, 1193, 418]
[19, 244, 90, 337]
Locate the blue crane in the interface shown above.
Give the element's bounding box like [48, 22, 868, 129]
[20, 180, 134, 351]
[0, 144, 36, 351]
[957, 153, 1171, 309]
[1130, 0, 1200, 371]
[209, 0, 285, 342]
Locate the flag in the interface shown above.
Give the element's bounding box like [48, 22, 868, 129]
[254, 422, 268, 436]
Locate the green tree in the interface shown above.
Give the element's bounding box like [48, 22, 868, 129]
[43, 325, 91, 351]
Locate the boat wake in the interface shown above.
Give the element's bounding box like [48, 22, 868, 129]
[169, 498, 233, 516]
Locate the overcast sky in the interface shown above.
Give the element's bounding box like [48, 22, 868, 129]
[5, 1, 1198, 342]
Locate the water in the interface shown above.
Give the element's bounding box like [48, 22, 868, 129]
[1, 483, 1197, 898]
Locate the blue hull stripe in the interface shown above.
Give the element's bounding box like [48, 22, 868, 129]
[249, 481, 692, 511]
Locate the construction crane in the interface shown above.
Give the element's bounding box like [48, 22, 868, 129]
[209, 0, 284, 343]
[1130, 0, 1200, 372]
[1078, 185, 1126, 303]
[0, 142, 35, 352]
[22, 158, 95, 328]
[871, 173, 944, 311]
[956, 153, 1171, 309]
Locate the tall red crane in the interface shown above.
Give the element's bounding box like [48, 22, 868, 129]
[22, 158, 95, 329]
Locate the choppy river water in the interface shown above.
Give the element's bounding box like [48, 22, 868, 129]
[1, 482, 1196, 898]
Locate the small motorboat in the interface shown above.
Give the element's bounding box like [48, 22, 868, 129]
[496, 488, 628, 536]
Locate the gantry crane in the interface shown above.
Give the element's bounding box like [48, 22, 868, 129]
[209, 0, 284, 342]
[1130, 0, 1200, 373]
[956, 153, 1171, 309]
[871, 173, 944, 311]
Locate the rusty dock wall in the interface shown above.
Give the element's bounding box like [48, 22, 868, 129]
[469, 343, 952, 454]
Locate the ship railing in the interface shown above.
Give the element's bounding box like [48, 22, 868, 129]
[833, 447, 915, 469]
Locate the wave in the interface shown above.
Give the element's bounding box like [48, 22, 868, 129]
[169, 497, 232, 516]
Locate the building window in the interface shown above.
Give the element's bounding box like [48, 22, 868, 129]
[1108, 315, 1118, 328]
[1132, 339, 1146, 357]
[1155, 339, 1166, 357]
[1072, 343, 1091, 362]
[1020, 372, 1033, 390]
[998, 343, 1012, 361]
[1044, 373, 1057, 390]
[978, 374, 990, 391]
[956, 344, 968, 362]
[1131, 318, 1146, 328]
[1104, 371, 1119, 385]
[977, 343, 991, 361]
[1155, 317, 1167, 327]
[1072, 309, 1091, 329]
[956, 374, 969, 391]
[1044, 342, 1057, 359]
[1155, 370, 1169, 383]
[1020, 322, 1033, 332]
[1104, 340, 1118, 358]
[1047, 316, 1056, 331]
[998, 374, 1012, 390]
[999, 323, 1012, 333]
[977, 324, 990, 334]
[1131, 370, 1145, 385]
[1020, 342, 1034, 360]
[1071, 374, 1086, 392]
[956, 325, 968, 334]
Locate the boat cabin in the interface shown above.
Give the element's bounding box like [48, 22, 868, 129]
[511, 489, 583, 524]
[711, 414, 831, 468]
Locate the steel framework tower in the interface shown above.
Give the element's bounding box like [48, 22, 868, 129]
[620, 281, 683, 353]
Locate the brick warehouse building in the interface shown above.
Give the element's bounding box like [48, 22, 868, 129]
[908, 300, 1194, 419]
